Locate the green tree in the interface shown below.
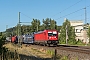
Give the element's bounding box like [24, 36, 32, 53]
[59, 19, 76, 44]
[0, 32, 2, 36]
[50, 19, 57, 29]
[0, 35, 7, 54]
[57, 26, 62, 32]
[43, 18, 50, 29]
[31, 19, 40, 32]
[42, 18, 57, 30]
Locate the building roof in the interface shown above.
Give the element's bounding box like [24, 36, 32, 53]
[70, 20, 84, 26]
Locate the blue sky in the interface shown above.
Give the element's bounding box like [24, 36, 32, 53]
[0, 0, 90, 32]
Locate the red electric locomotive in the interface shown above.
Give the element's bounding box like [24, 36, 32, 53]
[34, 30, 58, 46]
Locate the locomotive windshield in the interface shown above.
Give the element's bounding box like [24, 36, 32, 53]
[48, 31, 57, 36]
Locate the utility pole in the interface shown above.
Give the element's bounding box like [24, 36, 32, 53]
[18, 12, 21, 47]
[18, 12, 21, 37]
[66, 25, 68, 45]
[84, 7, 88, 46]
[17, 12, 31, 47]
[19, 12, 20, 24]
[84, 7, 87, 24]
[37, 20, 38, 32]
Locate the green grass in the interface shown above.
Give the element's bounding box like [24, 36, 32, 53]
[87, 43, 90, 46]
[31, 48, 43, 53]
[46, 50, 54, 56]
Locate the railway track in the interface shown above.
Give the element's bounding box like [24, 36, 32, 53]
[22, 44, 90, 54]
[6, 43, 90, 60]
[55, 46, 90, 54]
[26, 44, 90, 59]
[6, 42, 90, 54]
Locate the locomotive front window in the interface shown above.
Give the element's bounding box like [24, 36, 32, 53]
[48, 33, 57, 36]
[48, 31, 57, 36]
[53, 31, 57, 36]
[53, 34, 57, 36]
[48, 33, 53, 36]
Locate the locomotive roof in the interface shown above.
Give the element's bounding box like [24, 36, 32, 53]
[34, 30, 57, 34]
[34, 31, 44, 34]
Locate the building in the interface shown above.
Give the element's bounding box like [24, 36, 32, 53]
[69, 20, 89, 44]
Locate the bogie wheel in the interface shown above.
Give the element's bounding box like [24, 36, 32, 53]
[47, 44, 50, 47]
[53, 44, 58, 47]
[43, 43, 46, 46]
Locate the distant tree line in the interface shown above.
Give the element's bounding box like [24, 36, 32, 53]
[6, 18, 61, 36]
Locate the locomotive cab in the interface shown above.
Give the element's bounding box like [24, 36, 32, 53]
[47, 30, 59, 46]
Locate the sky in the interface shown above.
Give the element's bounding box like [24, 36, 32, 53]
[0, 0, 90, 32]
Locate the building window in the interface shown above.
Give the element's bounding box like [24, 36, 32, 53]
[76, 29, 81, 33]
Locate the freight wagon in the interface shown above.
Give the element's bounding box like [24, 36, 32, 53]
[22, 34, 34, 44]
[34, 30, 58, 46]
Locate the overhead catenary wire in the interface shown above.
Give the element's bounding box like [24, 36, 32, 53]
[67, 6, 90, 20]
[19, 4, 90, 23]
[70, 10, 90, 19]
[55, 8, 84, 20]
[51, 0, 83, 17]
[55, 5, 90, 20]
[20, 12, 33, 19]
[70, 13, 84, 19]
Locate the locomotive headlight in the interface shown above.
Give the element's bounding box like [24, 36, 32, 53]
[54, 36, 56, 38]
[49, 37, 51, 39]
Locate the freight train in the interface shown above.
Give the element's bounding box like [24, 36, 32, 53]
[7, 29, 59, 46]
